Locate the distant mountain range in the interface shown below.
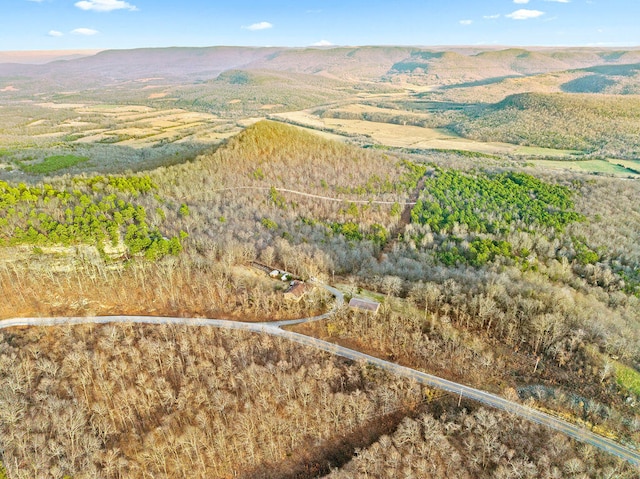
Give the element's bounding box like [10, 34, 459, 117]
[2, 46, 640, 81]
[0, 50, 100, 65]
[2, 46, 640, 98]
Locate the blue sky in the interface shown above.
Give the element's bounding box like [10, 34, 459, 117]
[2, 0, 639, 51]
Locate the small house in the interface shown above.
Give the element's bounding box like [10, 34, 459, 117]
[284, 281, 309, 302]
[348, 297, 380, 314]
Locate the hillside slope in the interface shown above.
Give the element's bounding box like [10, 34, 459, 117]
[452, 92, 640, 157]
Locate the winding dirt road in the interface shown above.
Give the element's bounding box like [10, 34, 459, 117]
[211, 186, 418, 206]
[1, 284, 639, 468]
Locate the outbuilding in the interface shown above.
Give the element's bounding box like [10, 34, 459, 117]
[348, 297, 380, 314]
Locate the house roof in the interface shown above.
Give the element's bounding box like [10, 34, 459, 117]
[284, 281, 308, 300]
[348, 297, 381, 313]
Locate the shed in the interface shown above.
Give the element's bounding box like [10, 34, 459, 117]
[348, 297, 380, 314]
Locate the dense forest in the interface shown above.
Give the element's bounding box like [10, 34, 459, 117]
[328, 407, 636, 478]
[0, 324, 419, 478]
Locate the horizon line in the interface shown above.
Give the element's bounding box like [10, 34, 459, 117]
[3, 43, 640, 55]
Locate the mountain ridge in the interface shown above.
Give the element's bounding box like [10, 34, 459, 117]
[3, 46, 640, 86]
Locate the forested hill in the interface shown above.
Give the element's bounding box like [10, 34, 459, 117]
[452, 92, 640, 157]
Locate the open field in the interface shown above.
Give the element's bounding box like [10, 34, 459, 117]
[529, 158, 640, 177]
[0, 103, 243, 176]
[19, 154, 89, 174]
[1, 103, 236, 148]
[616, 362, 640, 396]
[272, 110, 583, 158]
[609, 158, 640, 174]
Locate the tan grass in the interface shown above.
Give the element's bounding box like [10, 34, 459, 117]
[529, 158, 640, 177]
[259, 103, 283, 110]
[35, 102, 87, 109]
[275, 110, 582, 157]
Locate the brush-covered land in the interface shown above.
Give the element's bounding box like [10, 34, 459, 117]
[1, 46, 639, 478]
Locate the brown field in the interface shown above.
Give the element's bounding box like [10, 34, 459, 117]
[2, 103, 238, 149]
[273, 110, 580, 157]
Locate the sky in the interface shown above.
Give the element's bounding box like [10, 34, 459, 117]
[2, 0, 640, 51]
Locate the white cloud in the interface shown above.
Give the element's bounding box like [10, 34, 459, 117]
[48, 30, 64, 37]
[312, 40, 334, 46]
[243, 21, 273, 31]
[459, 19, 473, 25]
[71, 28, 99, 35]
[483, 14, 501, 19]
[506, 9, 545, 20]
[75, 0, 138, 12]
[514, 0, 530, 3]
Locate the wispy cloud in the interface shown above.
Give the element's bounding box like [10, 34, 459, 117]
[514, 0, 530, 4]
[75, 0, 138, 12]
[506, 9, 545, 20]
[242, 21, 273, 31]
[48, 30, 64, 37]
[459, 19, 473, 25]
[71, 27, 99, 35]
[311, 40, 334, 46]
[483, 14, 501, 19]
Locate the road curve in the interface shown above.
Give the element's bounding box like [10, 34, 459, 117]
[1, 285, 639, 468]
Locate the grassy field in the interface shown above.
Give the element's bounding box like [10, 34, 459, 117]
[0, 102, 244, 176]
[513, 145, 584, 156]
[273, 110, 581, 158]
[19, 154, 89, 174]
[615, 362, 640, 396]
[608, 158, 640, 174]
[529, 158, 640, 177]
[0, 102, 237, 149]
